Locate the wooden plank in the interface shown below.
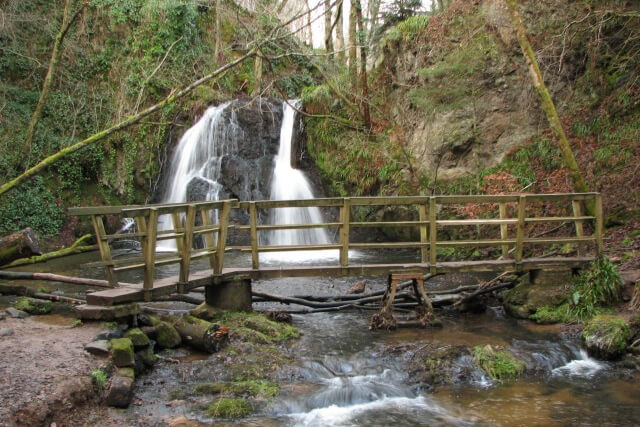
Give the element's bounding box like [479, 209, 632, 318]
[499, 202, 509, 258]
[435, 195, 519, 204]
[350, 196, 430, 206]
[525, 216, 594, 223]
[419, 204, 428, 263]
[91, 215, 117, 286]
[249, 202, 259, 269]
[436, 219, 518, 226]
[143, 208, 158, 302]
[258, 244, 342, 252]
[515, 196, 526, 264]
[69, 205, 138, 216]
[349, 242, 427, 249]
[572, 200, 585, 257]
[429, 197, 437, 274]
[101, 231, 147, 241]
[214, 201, 232, 274]
[523, 237, 595, 244]
[437, 239, 517, 247]
[180, 204, 196, 287]
[245, 198, 344, 208]
[595, 193, 604, 256]
[340, 198, 351, 266]
[256, 222, 341, 231]
[526, 193, 599, 202]
[350, 221, 429, 228]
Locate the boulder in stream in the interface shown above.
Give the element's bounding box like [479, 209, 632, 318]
[14, 297, 52, 315]
[503, 270, 572, 319]
[581, 315, 632, 360]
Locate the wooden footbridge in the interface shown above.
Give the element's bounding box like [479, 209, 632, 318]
[68, 193, 603, 310]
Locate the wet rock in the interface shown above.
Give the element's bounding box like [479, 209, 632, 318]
[95, 329, 123, 340]
[140, 325, 157, 339]
[84, 340, 111, 356]
[106, 368, 135, 408]
[124, 328, 150, 349]
[5, 307, 29, 319]
[136, 347, 157, 368]
[503, 271, 571, 319]
[156, 321, 181, 349]
[186, 176, 214, 202]
[14, 297, 52, 315]
[582, 315, 632, 360]
[138, 313, 160, 327]
[110, 338, 135, 367]
[0, 327, 14, 336]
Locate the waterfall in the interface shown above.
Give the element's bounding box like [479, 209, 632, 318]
[268, 101, 330, 247]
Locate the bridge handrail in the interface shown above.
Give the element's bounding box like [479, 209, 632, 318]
[69, 192, 603, 300]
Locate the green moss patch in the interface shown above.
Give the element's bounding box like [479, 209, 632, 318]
[209, 311, 299, 344]
[207, 397, 252, 419]
[582, 315, 632, 360]
[155, 321, 181, 348]
[124, 327, 150, 348]
[195, 380, 279, 398]
[472, 345, 526, 380]
[15, 297, 52, 315]
[110, 338, 135, 367]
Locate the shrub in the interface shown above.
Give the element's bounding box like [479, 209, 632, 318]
[472, 345, 526, 380]
[570, 257, 621, 319]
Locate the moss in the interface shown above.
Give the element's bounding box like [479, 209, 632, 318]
[101, 321, 119, 330]
[472, 345, 526, 380]
[210, 311, 299, 344]
[195, 380, 279, 398]
[14, 297, 52, 315]
[91, 369, 108, 389]
[155, 321, 181, 348]
[581, 315, 632, 360]
[207, 397, 252, 419]
[529, 303, 577, 324]
[124, 327, 150, 348]
[110, 338, 135, 367]
[136, 347, 157, 367]
[115, 367, 135, 380]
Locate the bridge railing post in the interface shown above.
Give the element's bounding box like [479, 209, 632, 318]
[515, 195, 526, 267]
[176, 204, 195, 292]
[340, 198, 351, 267]
[571, 199, 585, 257]
[91, 214, 118, 287]
[498, 202, 509, 258]
[419, 203, 428, 263]
[595, 193, 603, 256]
[142, 207, 158, 301]
[214, 201, 232, 274]
[429, 197, 437, 274]
[249, 202, 259, 269]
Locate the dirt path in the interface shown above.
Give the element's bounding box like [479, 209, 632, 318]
[0, 315, 103, 426]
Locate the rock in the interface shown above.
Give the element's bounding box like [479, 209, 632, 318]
[191, 302, 223, 321]
[138, 313, 161, 327]
[5, 307, 29, 318]
[503, 271, 571, 319]
[155, 321, 181, 349]
[14, 297, 52, 315]
[124, 328, 150, 349]
[347, 280, 367, 294]
[140, 326, 157, 339]
[582, 315, 632, 360]
[84, 340, 111, 356]
[106, 368, 135, 408]
[0, 311, 6, 321]
[110, 338, 135, 367]
[0, 327, 14, 336]
[136, 347, 157, 368]
[621, 270, 640, 286]
[94, 329, 123, 340]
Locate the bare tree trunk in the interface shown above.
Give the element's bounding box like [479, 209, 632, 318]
[349, 0, 358, 86]
[23, 0, 86, 155]
[251, 52, 263, 96]
[324, 0, 333, 54]
[214, 0, 222, 63]
[366, 0, 381, 46]
[335, 1, 345, 61]
[505, 0, 591, 209]
[306, 0, 313, 46]
[353, 0, 371, 129]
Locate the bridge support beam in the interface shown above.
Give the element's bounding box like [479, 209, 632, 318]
[205, 278, 252, 311]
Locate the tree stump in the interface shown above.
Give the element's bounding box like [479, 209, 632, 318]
[0, 228, 41, 266]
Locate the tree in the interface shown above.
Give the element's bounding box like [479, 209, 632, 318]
[335, 0, 345, 61]
[324, 0, 333, 54]
[505, 0, 591, 205]
[353, 0, 371, 129]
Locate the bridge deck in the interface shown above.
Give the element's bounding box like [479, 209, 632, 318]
[85, 256, 594, 306]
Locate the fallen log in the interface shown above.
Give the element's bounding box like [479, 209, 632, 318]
[2, 234, 95, 268]
[173, 315, 228, 353]
[0, 283, 85, 305]
[0, 271, 112, 288]
[154, 294, 204, 305]
[0, 228, 41, 266]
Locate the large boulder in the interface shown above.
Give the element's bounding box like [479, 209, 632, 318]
[581, 315, 632, 360]
[503, 270, 572, 319]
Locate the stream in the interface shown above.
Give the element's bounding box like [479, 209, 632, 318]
[3, 250, 640, 426]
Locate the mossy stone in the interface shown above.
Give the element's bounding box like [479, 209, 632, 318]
[582, 315, 632, 360]
[14, 297, 52, 315]
[472, 344, 526, 380]
[116, 367, 135, 380]
[503, 275, 569, 319]
[156, 321, 181, 348]
[110, 338, 135, 367]
[136, 347, 157, 367]
[207, 397, 252, 418]
[124, 328, 150, 348]
[195, 380, 279, 398]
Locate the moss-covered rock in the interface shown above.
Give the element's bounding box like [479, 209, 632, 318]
[209, 311, 299, 344]
[110, 338, 135, 367]
[124, 328, 150, 348]
[155, 321, 181, 348]
[472, 344, 526, 380]
[14, 297, 52, 315]
[503, 274, 569, 319]
[191, 302, 224, 321]
[136, 347, 157, 367]
[207, 397, 252, 419]
[581, 315, 632, 360]
[195, 380, 279, 398]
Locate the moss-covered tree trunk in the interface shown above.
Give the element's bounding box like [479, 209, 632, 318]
[22, 0, 86, 156]
[505, 0, 591, 206]
[335, 0, 345, 62]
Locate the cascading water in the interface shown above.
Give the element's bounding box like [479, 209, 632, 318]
[267, 101, 330, 248]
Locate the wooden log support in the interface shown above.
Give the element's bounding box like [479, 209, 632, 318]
[571, 200, 585, 257]
[92, 215, 117, 287]
[200, 207, 217, 270]
[419, 204, 428, 263]
[143, 208, 159, 301]
[173, 315, 228, 353]
[249, 202, 259, 269]
[429, 197, 437, 274]
[499, 202, 509, 258]
[180, 204, 196, 292]
[595, 193, 604, 256]
[214, 201, 231, 274]
[171, 212, 185, 292]
[371, 272, 435, 330]
[340, 198, 351, 267]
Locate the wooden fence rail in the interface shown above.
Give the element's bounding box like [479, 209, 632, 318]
[68, 192, 603, 300]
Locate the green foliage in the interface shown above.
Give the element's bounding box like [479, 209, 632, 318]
[0, 176, 65, 237]
[472, 345, 526, 380]
[529, 303, 579, 324]
[209, 311, 299, 343]
[582, 315, 632, 359]
[395, 15, 430, 41]
[15, 297, 53, 315]
[91, 369, 109, 389]
[207, 397, 252, 419]
[101, 321, 119, 330]
[195, 380, 279, 398]
[570, 257, 621, 319]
